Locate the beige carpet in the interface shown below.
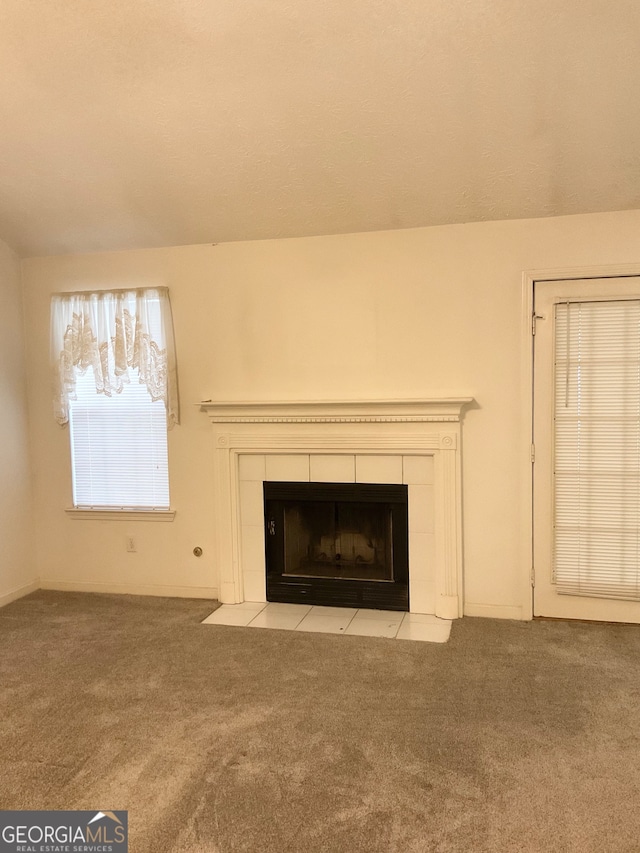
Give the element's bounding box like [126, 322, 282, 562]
[1, 590, 640, 852]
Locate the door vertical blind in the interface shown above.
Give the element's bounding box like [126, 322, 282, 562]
[554, 299, 640, 600]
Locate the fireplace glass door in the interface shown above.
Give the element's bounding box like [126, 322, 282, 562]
[264, 482, 409, 610]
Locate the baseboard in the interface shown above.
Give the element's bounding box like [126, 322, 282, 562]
[463, 602, 526, 620]
[40, 579, 219, 600]
[0, 578, 40, 609]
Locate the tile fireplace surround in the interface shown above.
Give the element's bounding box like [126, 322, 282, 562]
[200, 399, 473, 619]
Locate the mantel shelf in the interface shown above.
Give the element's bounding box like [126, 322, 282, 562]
[200, 397, 474, 424]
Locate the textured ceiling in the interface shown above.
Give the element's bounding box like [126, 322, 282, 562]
[1, 0, 640, 257]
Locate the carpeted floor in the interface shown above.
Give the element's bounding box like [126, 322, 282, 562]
[1, 591, 640, 852]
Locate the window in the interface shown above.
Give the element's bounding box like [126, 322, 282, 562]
[69, 366, 170, 509]
[50, 287, 179, 513]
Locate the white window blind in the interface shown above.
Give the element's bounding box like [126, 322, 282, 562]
[69, 367, 170, 510]
[554, 299, 640, 600]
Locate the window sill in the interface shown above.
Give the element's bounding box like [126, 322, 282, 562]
[65, 509, 176, 522]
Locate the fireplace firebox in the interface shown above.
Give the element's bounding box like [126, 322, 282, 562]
[264, 481, 409, 611]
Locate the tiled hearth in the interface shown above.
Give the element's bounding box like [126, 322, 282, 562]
[202, 602, 452, 643]
[201, 398, 472, 619]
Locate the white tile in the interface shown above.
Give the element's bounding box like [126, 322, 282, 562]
[295, 608, 356, 634]
[402, 612, 446, 625]
[295, 617, 353, 634]
[345, 619, 401, 638]
[265, 454, 310, 482]
[353, 608, 404, 623]
[248, 607, 309, 630]
[396, 614, 452, 643]
[261, 602, 313, 615]
[201, 602, 266, 626]
[355, 455, 403, 484]
[241, 524, 266, 572]
[408, 485, 435, 534]
[239, 480, 264, 527]
[403, 455, 435, 485]
[408, 580, 436, 615]
[409, 532, 436, 579]
[242, 570, 266, 603]
[309, 455, 356, 483]
[306, 605, 358, 618]
[239, 454, 266, 481]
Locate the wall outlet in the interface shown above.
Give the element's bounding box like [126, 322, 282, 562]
[126, 536, 136, 553]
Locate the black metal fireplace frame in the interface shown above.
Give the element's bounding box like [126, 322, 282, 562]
[263, 481, 409, 611]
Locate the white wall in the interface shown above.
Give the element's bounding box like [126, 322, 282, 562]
[0, 237, 36, 606]
[21, 209, 640, 616]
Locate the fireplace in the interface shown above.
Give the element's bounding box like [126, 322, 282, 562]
[200, 398, 472, 618]
[264, 481, 409, 610]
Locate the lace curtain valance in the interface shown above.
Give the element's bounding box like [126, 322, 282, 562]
[51, 287, 180, 429]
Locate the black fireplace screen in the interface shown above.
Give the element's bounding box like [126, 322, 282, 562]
[282, 501, 393, 581]
[264, 482, 409, 610]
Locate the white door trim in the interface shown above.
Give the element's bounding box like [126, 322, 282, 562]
[521, 263, 640, 621]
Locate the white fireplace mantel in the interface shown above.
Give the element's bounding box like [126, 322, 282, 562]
[201, 398, 473, 619]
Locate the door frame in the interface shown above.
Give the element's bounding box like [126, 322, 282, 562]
[520, 263, 640, 620]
